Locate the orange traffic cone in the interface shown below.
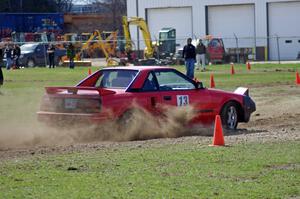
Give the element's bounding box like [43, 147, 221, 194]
[88, 68, 92, 75]
[211, 115, 225, 146]
[247, 62, 251, 70]
[210, 74, 215, 88]
[296, 71, 300, 85]
[231, 63, 235, 75]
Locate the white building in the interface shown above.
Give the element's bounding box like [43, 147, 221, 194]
[127, 0, 300, 61]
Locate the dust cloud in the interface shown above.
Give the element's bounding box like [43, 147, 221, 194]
[0, 103, 212, 149]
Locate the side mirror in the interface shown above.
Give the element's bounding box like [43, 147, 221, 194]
[196, 81, 204, 89]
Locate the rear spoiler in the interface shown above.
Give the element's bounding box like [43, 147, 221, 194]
[234, 87, 249, 96]
[45, 87, 116, 96]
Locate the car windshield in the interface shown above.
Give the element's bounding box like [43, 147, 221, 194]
[154, 70, 195, 90]
[20, 44, 37, 52]
[96, 70, 138, 88]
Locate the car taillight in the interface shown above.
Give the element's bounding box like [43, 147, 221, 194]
[75, 98, 102, 113]
[40, 95, 63, 112]
[40, 95, 101, 113]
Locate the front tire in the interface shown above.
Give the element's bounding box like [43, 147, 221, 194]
[221, 102, 238, 130]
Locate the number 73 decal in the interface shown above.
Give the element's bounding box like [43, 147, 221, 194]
[176, 95, 189, 106]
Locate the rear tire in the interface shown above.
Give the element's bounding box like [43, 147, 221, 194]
[118, 109, 136, 128]
[221, 102, 239, 131]
[117, 109, 153, 141]
[27, 59, 35, 67]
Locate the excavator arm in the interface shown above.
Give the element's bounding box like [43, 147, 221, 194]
[122, 16, 155, 59]
[76, 30, 118, 66]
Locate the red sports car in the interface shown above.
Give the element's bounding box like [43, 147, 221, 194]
[37, 66, 255, 131]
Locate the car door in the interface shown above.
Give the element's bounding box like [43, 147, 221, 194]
[152, 69, 214, 124]
[133, 71, 161, 116]
[35, 44, 47, 66]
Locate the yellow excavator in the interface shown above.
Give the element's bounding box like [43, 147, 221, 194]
[76, 30, 119, 66]
[84, 31, 118, 59]
[122, 16, 156, 60]
[122, 16, 177, 65]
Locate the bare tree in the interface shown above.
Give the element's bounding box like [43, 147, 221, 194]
[0, 0, 74, 13]
[88, 0, 127, 30]
[55, 0, 74, 12]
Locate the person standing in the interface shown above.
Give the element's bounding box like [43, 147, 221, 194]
[0, 45, 4, 86]
[182, 38, 196, 79]
[196, 39, 206, 71]
[4, 45, 13, 70]
[67, 43, 75, 69]
[13, 44, 21, 69]
[47, 44, 55, 68]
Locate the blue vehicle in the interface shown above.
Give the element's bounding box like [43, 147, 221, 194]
[0, 13, 64, 40]
[19, 43, 66, 67]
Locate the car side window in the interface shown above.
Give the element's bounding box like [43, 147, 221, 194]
[154, 70, 195, 91]
[141, 72, 158, 92]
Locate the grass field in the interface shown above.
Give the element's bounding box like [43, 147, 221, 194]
[0, 142, 299, 198]
[1, 63, 299, 90]
[0, 63, 299, 198]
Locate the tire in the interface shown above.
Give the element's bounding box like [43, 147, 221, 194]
[117, 109, 148, 141]
[221, 102, 239, 131]
[27, 59, 35, 67]
[118, 110, 134, 127]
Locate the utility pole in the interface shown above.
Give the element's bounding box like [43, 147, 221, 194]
[20, 0, 23, 12]
[136, 0, 140, 58]
[8, 0, 12, 12]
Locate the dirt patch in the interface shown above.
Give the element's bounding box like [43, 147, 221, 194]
[0, 84, 299, 159]
[0, 103, 209, 149]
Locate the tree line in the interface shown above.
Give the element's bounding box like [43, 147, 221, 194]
[0, 0, 126, 15]
[0, 0, 73, 13]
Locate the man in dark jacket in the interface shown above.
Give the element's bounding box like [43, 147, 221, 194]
[0, 46, 4, 86]
[67, 43, 75, 69]
[47, 44, 55, 68]
[13, 44, 21, 69]
[182, 38, 196, 79]
[4, 45, 13, 70]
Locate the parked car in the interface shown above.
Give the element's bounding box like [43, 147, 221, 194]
[37, 66, 256, 132]
[19, 43, 66, 67]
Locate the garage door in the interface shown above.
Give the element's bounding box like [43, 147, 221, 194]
[268, 1, 300, 60]
[208, 4, 255, 49]
[147, 7, 192, 48]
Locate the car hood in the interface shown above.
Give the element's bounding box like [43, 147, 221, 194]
[207, 87, 248, 100]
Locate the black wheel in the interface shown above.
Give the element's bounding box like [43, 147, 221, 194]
[117, 109, 153, 141]
[118, 109, 136, 128]
[221, 102, 239, 130]
[27, 59, 35, 67]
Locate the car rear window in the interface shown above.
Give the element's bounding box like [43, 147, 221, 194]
[96, 70, 138, 88]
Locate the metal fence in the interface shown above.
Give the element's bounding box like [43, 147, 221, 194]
[1, 35, 299, 68]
